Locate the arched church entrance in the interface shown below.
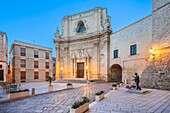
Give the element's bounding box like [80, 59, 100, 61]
[110, 64, 122, 82]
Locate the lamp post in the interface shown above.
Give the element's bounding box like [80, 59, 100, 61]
[86, 66, 88, 81]
[60, 67, 63, 79]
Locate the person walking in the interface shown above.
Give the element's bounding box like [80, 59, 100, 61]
[134, 73, 141, 90]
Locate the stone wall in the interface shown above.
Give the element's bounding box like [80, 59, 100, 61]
[110, 16, 152, 83]
[141, 0, 170, 89]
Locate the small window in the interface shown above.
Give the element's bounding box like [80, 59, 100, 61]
[77, 21, 86, 33]
[46, 72, 49, 80]
[34, 72, 39, 79]
[20, 59, 26, 68]
[53, 63, 55, 67]
[20, 48, 26, 56]
[130, 44, 137, 55]
[0, 65, 2, 68]
[34, 61, 38, 68]
[34, 50, 38, 58]
[114, 49, 118, 58]
[45, 52, 49, 59]
[46, 62, 49, 69]
[21, 71, 26, 82]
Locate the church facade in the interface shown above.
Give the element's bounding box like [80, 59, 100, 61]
[54, 0, 170, 89]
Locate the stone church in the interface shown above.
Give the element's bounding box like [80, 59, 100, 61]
[54, 0, 170, 89]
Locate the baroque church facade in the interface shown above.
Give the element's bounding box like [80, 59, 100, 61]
[54, 0, 170, 89]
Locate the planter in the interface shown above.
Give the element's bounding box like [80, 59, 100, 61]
[112, 87, 118, 90]
[8, 91, 29, 99]
[67, 85, 73, 89]
[70, 103, 89, 113]
[95, 93, 104, 101]
[48, 85, 53, 92]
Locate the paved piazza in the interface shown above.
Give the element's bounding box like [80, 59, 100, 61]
[87, 88, 170, 113]
[0, 83, 112, 113]
[0, 84, 170, 113]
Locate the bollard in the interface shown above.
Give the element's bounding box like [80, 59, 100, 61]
[32, 88, 35, 95]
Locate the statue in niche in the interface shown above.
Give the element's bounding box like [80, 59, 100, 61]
[104, 16, 111, 30]
[54, 27, 60, 39]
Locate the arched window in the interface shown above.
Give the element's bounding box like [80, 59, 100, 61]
[77, 21, 86, 33]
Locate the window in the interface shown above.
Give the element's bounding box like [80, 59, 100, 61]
[34, 61, 38, 68]
[21, 71, 26, 82]
[45, 52, 49, 59]
[0, 65, 2, 68]
[130, 44, 137, 55]
[46, 72, 49, 80]
[20, 48, 26, 56]
[77, 21, 86, 33]
[20, 59, 26, 68]
[53, 63, 55, 67]
[114, 49, 118, 58]
[34, 50, 38, 58]
[46, 62, 49, 69]
[34, 72, 39, 79]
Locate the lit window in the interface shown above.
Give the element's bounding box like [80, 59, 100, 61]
[34, 72, 39, 79]
[34, 61, 38, 68]
[46, 72, 49, 80]
[114, 49, 118, 58]
[21, 71, 26, 82]
[46, 62, 49, 69]
[130, 44, 137, 55]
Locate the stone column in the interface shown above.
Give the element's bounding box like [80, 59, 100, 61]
[74, 58, 76, 78]
[55, 43, 60, 80]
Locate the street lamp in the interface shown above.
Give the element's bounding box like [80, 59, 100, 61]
[86, 66, 88, 81]
[60, 67, 63, 79]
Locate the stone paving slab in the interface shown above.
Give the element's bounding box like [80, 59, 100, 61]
[87, 87, 170, 113]
[0, 83, 112, 113]
[0, 82, 87, 102]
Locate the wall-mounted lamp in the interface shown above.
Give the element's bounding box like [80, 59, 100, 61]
[150, 48, 156, 59]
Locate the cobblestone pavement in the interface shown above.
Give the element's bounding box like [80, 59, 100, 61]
[87, 87, 170, 113]
[0, 83, 112, 113]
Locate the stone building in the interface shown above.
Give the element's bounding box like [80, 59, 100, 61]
[54, 0, 170, 89]
[9, 40, 53, 83]
[54, 7, 111, 81]
[0, 32, 8, 82]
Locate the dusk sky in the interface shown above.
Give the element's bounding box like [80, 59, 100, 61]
[0, 0, 152, 57]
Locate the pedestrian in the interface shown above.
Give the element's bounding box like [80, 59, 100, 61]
[134, 73, 141, 90]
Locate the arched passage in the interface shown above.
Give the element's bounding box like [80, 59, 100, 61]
[110, 64, 122, 82]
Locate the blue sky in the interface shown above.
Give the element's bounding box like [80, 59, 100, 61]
[0, 0, 152, 57]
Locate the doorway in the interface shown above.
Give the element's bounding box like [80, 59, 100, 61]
[77, 62, 84, 78]
[110, 64, 122, 82]
[0, 70, 4, 81]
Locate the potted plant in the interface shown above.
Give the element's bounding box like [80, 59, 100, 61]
[112, 83, 117, 90]
[95, 91, 104, 101]
[70, 97, 89, 113]
[117, 82, 120, 87]
[67, 83, 73, 89]
[47, 76, 53, 92]
[8, 89, 29, 99]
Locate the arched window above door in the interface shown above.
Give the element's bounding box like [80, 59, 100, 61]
[77, 21, 86, 33]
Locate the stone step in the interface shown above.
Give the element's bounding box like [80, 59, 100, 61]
[54, 78, 106, 84]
